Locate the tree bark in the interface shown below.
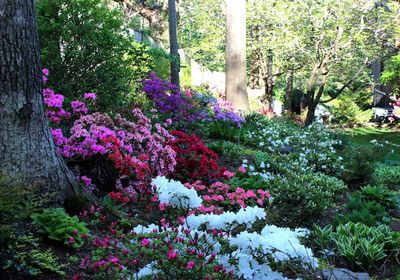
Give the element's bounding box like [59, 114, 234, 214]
[263, 50, 274, 103]
[168, 0, 180, 87]
[225, 0, 250, 112]
[0, 0, 78, 202]
[285, 67, 294, 114]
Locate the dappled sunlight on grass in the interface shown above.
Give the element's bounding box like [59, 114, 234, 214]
[340, 127, 400, 162]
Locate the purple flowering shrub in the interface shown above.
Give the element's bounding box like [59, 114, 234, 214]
[43, 70, 176, 200]
[142, 73, 244, 127]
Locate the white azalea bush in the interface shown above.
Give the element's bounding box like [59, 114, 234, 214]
[130, 177, 318, 279]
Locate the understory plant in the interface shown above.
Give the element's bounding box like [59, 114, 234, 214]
[43, 72, 176, 202]
[3, 234, 65, 276]
[168, 130, 225, 183]
[31, 208, 89, 248]
[314, 222, 400, 271]
[335, 193, 391, 227]
[78, 178, 317, 280]
[266, 172, 346, 227]
[372, 164, 400, 190]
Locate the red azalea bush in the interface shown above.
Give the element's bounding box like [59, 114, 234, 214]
[168, 130, 225, 183]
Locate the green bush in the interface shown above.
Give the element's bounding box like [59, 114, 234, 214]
[340, 144, 378, 187]
[31, 208, 89, 248]
[372, 164, 400, 190]
[359, 185, 398, 210]
[329, 95, 372, 126]
[267, 172, 346, 227]
[37, 0, 170, 111]
[335, 193, 391, 227]
[314, 222, 400, 270]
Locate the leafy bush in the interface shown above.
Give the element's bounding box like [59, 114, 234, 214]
[372, 164, 400, 190]
[359, 185, 398, 210]
[329, 95, 372, 126]
[335, 193, 391, 227]
[267, 172, 346, 227]
[37, 0, 168, 110]
[3, 234, 65, 276]
[314, 222, 400, 270]
[31, 208, 89, 248]
[340, 144, 378, 187]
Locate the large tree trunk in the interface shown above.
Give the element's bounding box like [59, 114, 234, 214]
[0, 0, 78, 202]
[225, 0, 250, 112]
[168, 0, 180, 87]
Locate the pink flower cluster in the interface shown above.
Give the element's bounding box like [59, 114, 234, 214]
[43, 88, 71, 124]
[43, 80, 176, 199]
[186, 180, 270, 214]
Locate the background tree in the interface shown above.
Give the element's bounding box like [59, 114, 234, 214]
[37, 0, 159, 111]
[168, 0, 180, 86]
[225, 0, 250, 112]
[0, 0, 78, 202]
[178, 0, 225, 72]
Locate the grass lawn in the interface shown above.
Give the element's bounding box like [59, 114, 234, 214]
[339, 127, 400, 162]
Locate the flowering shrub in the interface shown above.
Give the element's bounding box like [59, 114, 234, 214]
[79, 201, 317, 280]
[242, 114, 343, 174]
[43, 74, 176, 200]
[186, 180, 271, 213]
[142, 73, 245, 127]
[168, 130, 225, 183]
[142, 73, 206, 124]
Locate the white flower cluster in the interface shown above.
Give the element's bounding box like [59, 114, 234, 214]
[241, 159, 275, 181]
[151, 176, 202, 209]
[132, 206, 317, 280]
[186, 206, 266, 230]
[245, 120, 342, 173]
[219, 224, 317, 279]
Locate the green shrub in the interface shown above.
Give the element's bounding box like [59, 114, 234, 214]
[335, 193, 391, 227]
[31, 208, 89, 248]
[3, 234, 65, 276]
[340, 144, 378, 187]
[37, 0, 169, 111]
[372, 164, 400, 190]
[359, 185, 398, 210]
[314, 222, 400, 270]
[329, 96, 372, 126]
[267, 172, 346, 227]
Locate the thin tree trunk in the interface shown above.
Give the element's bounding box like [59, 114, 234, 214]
[264, 50, 274, 103]
[225, 0, 250, 112]
[305, 70, 329, 126]
[285, 67, 294, 113]
[168, 0, 180, 87]
[0, 0, 78, 203]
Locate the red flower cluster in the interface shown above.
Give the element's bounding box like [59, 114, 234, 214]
[108, 192, 130, 204]
[168, 131, 225, 183]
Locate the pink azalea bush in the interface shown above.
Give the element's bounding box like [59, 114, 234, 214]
[43, 71, 176, 200]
